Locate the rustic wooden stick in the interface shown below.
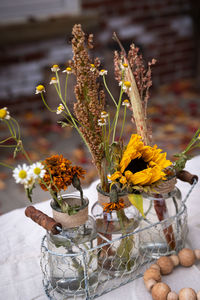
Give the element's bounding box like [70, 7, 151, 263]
[25, 206, 62, 235]
[176, 170, 198, 185]
[154, 198, 176, 250]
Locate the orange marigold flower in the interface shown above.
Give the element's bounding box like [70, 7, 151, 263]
[40, 154, 85, 192]
[71, 165, 86, 179]
[102, 198, 125, 213]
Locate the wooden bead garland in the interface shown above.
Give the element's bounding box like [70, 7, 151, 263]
[143, 248, 200, 300]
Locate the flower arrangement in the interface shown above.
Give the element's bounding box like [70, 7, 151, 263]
[33, 24, 199, 217]
[0, 24, 199, 229]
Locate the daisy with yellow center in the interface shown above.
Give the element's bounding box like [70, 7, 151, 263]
[50, 77, 58, 85]
[51, 64, 60, 72]
[56, 103, 64, 114]
[121, 63, 128, 70]
[63, 67, 72, 74]
[99, 69, 108, 76]
[123, 81, 131, 92]
[90, 64, 96, 72]
[109, 134, 172, 187]
[101, 111, 109, 118]
[0, 107, 10, 120]
[35, 85, 45, 94]
[29, 162, 46, 179]
[13, 164, 30, 185]
[122, 99, 130, 107]
[98, 118, 107, 126]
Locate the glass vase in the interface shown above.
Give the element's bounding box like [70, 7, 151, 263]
[46, 194, 98, 296]
[91, 184, 140, 276]
[139, 187, 188, 259]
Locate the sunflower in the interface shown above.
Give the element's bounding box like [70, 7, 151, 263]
[109, 134, 172, 187]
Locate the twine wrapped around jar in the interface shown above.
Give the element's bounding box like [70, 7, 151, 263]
[154, 177, 177, 194]
[51, 195, 89, 229]
[96, 183, 131, 207]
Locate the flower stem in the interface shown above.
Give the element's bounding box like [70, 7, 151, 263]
[120, 105, 127, 140]
[103, 75, 117, 107]
[112, 86, 124, 142]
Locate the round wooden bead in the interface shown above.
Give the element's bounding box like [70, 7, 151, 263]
[178, 248, 196, 267]
[167, 292, 179, 300]
[170, 255, 179, 267]
[194, 249, 200, 260]
[197, 291, 200, 300]
[179, 288, 197, 300]
[151, 282, 171, 300]
[157, 257, 174, 275]
[143, 268, 161, 282]
[150, 263, 161, 271]
[144, 279, 157, 291]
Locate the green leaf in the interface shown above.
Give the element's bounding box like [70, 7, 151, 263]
[128, 193, 144, 217]
[57, 121, 72, 128]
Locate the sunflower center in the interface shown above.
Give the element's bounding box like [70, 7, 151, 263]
[125, 157, 148, 174]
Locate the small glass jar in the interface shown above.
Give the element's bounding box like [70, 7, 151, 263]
[139, 187, 188, 259]
[91, 184, 140, 276]
[46, 194, 98, 296]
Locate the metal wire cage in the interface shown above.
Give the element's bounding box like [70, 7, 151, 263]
[40, 182, 196, 300]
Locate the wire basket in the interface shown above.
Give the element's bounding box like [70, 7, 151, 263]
[40, 181, 196, 300]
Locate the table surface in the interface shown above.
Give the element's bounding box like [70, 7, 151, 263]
[1, 157, 200, 300]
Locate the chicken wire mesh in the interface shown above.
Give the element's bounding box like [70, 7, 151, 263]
[40, 181, 197, 300]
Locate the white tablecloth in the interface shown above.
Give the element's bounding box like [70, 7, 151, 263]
[0, 157, 200, 300]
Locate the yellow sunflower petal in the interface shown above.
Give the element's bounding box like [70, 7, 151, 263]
[108, 171, 122, 181]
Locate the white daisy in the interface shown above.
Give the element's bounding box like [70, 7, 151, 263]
[122, 99, 130, 107]
[90, 64, 96, 72]
[51, 64, 60, 72]
[119, 81, 131, 93]
[101, 111, 109, 118]
[13, 164, 30, 185]
[24, 176, 35, 189]
[63, 67, 72, 74]
[50, 77, 58, 85]
[56, 104, 64, 114]
[121, 63, 128, 70]
[98, 118, 107, 126]
[99, 69, 108, 76]
[28, 162, 46, 179]
[35, 85, 45, 94]
[0, 107, 10, 120]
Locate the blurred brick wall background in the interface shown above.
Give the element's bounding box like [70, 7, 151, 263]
[0, 0, 198, 113]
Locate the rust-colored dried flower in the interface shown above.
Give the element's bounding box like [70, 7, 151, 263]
[102, 198, 125, 213]
[40, 154, 85, 192]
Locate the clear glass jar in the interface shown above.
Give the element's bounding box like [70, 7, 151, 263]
[46, 195, 98, 296]
[139, 187, 188, 259]
[91, 185, 140, 276]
